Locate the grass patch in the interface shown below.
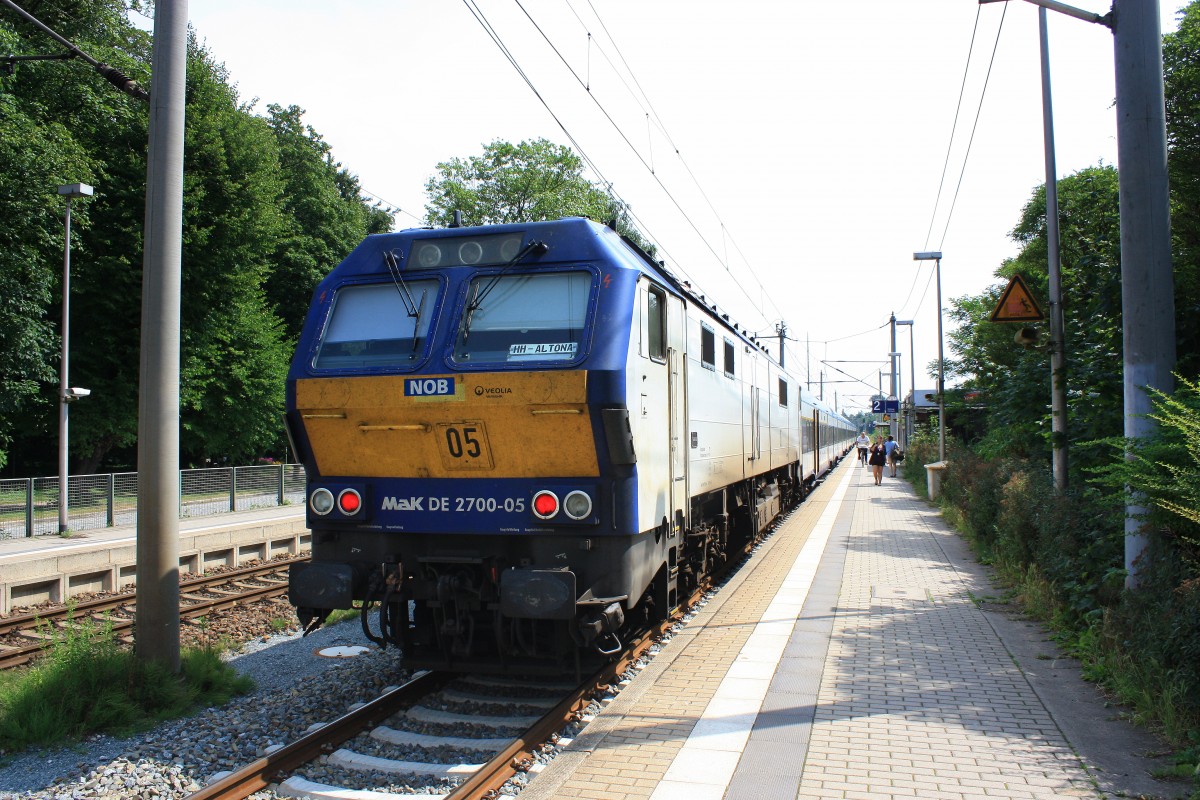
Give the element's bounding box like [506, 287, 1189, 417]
[0, 614, 253, 753]
[323, 606, 362, 626]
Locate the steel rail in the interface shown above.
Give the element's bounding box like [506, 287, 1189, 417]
[0, 559, 306, 669]
[0, 559, 302, 634]
[184, 670, 451, 800]
[443, 609, 681, 800]
[447, 489, 791, 800]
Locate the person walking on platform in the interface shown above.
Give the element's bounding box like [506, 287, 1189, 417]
[884, 435, 900, 477]
[855, 432, 870, 466]
[868, 437, 887, 484]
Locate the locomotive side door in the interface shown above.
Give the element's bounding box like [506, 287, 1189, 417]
[666, 294, 688, 537]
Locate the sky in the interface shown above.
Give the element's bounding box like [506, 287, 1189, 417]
[167, 0, 1184, 415]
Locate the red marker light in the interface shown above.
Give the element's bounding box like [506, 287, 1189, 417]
[532, 490, 559, 519]
[338, 489, 362, 515]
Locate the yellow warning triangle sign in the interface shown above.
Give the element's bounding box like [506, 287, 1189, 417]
[990, 274, 1045, 322]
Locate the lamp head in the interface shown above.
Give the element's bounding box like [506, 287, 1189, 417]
[57, 183, 94, 199]
[1014, 327, 1040, 348]
[913, 251, 942, 261]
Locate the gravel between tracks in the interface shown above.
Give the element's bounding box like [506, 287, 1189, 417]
[0, 609, 411, 799]
[0, 559, 718, 800]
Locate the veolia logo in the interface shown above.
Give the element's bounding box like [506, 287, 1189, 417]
[405, 377, 454, 397]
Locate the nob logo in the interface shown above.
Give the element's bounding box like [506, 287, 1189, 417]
[405, 378, 454, 397]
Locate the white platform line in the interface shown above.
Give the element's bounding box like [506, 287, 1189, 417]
[649, 463, 854, 800]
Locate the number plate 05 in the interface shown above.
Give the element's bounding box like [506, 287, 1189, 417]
[436, 421, 494, 470]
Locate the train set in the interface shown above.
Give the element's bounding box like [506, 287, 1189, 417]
[284, 217, 855, 673]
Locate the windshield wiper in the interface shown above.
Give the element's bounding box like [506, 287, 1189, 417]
[460, 240, 548, 346]
[466, 240, 549, 314]
[382, 250, 420, 318]
[408, 289, 428, 359]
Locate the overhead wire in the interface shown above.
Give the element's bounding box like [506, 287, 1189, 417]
[510, 0, 780, 327]
[895, 5, 1004, 337]
[923, 5, 986, 253]
[568, 0, 788, 328]
[358, 188, 424, 225]
[459, 0, 701, 292]
[934, 2, 1009, 251]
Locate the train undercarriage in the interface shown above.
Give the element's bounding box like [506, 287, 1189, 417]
[290, 463, 819, 674]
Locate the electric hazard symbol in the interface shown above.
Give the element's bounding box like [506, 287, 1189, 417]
[989, 274, 1045, 323]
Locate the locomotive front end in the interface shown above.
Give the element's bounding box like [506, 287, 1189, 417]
[285, 220, 645, 673]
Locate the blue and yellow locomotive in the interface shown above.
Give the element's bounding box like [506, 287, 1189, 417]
[285, 217, 854, 673]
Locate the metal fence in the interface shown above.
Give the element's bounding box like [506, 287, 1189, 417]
[0, 464, 307, 539]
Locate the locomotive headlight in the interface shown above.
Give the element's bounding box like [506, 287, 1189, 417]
[416, 243, 442, 268]
[499, 237, 521, 260]
[532, 490, 559, 519]
[562, 490, 593, 520]
[310, 488, 335, 515]
[337, 488, 362, 515]
[458, 241, 483, 264]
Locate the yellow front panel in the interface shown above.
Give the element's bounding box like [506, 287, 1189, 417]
[296, 372, 599, 478]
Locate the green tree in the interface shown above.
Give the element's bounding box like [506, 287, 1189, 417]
[1165, 0, 1200, 379]
[424, 138, 652, 250]
[946, 165, 1123, 469]
[266, 104, 391, 343]
[0, 1, 149, 471]
[1, 2, 392, 473]
[171, 41, 293, 464]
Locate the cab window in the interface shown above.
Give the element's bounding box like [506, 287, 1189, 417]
[646, 286, 666, 362]
[454, 270, 593, 364]
[313, 280, 439, 369]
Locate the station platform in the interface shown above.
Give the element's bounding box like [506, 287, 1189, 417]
[522, 459, 1172, 800]
[0, 506, 307, 613]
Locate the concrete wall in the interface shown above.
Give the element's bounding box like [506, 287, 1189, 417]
[0, 515, 310, 615]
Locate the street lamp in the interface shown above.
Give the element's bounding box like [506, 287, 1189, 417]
[913, 251, 945, 463]
[57, 182, 93, 534]
[896, 320, 915, 449]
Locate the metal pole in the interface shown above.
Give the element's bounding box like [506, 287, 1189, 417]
[1114, 0, 1175, 587]
[889, 313, 898, 441]
[136, 0, 187, 671]
[58, 197, 72, 535]
[895, 320, 915, 448]
[936, 257, 946, 463]
[1039, 6, 1070, 491]
[776, 321, 786, 368]
[908, 324, 915, 444]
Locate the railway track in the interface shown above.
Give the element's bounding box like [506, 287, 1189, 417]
[180, 495, 804, 800]
[0, 557, 307, 670]
[186, 609, 672, 800]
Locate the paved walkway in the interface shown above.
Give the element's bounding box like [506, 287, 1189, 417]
[523, 459, 1173, 800]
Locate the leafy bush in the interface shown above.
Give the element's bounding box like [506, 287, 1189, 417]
[916, 375, 1200, 784]
[0, 615, 253, 752]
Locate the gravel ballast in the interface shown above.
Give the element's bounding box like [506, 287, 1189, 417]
[0, 614, 410, 799]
